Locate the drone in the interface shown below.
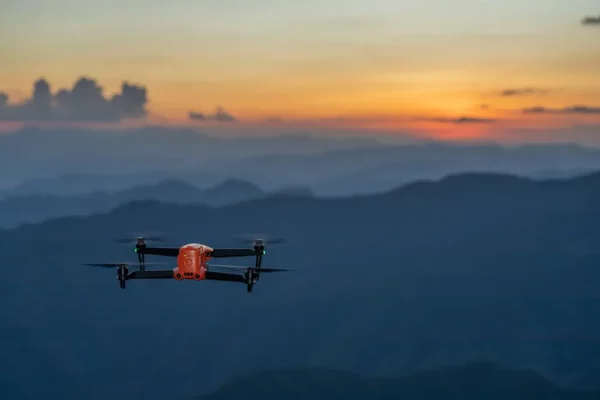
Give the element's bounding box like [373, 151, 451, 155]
[85, 235, 290, 293]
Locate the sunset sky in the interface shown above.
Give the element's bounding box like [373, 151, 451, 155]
[1, 0, 599, 141]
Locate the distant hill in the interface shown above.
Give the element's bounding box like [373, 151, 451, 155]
[4, 128, 600, 195]
[0, 126, 382, 188]
[0, 170, 228, 197]
[197, 362, 600, 400]
[208, 142, 600, 195]
[1, 171, 600, 399]
[529, 168, 596, 180]
[271, 186, 315, 197]
[0, 178, 266, 228]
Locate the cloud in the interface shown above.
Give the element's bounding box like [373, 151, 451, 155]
[2, 89, 27, 103]
[188, 106, 237, 122]
[0, 77, 148, 122]
[264, 116, 285, 123]
[499, 88, 548, 96]
[522, 105, 600, 114]
[424, 116, 497, 124]
[210, 106, 236, 122]
[188, 111, 205, 120]
[582, 15, 600, 25]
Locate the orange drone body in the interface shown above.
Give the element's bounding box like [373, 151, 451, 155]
[173, 243, 214, 280]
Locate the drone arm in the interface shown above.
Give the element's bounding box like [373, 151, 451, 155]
[137, 247, 179, 257]
[126, 270, 248, 282]
[209, 248, 257, 258]
[126, 270, 174, 280]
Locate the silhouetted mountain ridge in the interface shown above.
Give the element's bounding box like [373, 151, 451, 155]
[0, 178, 266, 228]
[198, 362, 600, 399]
[376, 170, 600, 198]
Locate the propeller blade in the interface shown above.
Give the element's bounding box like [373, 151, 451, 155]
[233, 233, 286, 245]
[133, 262, 168, 267]
[259, 268, 292, 273]
[113, 232, 167, 243]
[144, 236, 165, 242]
[113, 238, 166, 243]
[207, 263, 293, 272]
[84, 262, 168, 268]
[207, 264, 248, 269]
[85, 263, 126, 268]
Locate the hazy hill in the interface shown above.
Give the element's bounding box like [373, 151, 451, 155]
[198, 362, 600, 400]
[3, 126, 600, 194]
[272, 186, 314, 197]
[0, 178, 266, 228]
[0, 170, 228, 197]
[0, 126, 381, 188]
[1, 172, 600, 399]
[144, 142, 600, 194]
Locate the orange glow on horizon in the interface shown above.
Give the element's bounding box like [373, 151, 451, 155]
[2, 108, 599, 145]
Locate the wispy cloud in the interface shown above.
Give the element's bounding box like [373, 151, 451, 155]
[499, 88, 548, 96]
[264, 116, 285, 123]
[422, 116, 497, 124]
[582, 15, 600, 25]
[211, 106, 237, 122]
[188, 111, 206, 121]
[522, 105, 600, 114]
[188, 106, 237, 122]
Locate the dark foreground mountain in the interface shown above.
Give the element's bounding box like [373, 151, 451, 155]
[198, 362, 600, 400]
[0, 178, 267, 228]
[1, 171, 600, 399]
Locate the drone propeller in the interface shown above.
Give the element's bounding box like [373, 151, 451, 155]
[84, 261, 167, 268]
[113, 232, 167, 243]
[233, 233, 286, 245]
[113, 237, 165, 243]
[207, 263, 292, 273]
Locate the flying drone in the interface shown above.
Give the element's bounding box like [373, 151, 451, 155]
[85, 235, 290, 292]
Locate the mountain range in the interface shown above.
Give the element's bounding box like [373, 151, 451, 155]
[3, 126, 600, 195]
[0, 178, 314, 228]
[197, 362, 600, 399]
[1, 171, 600, 399]
[0, 126, 384, 189]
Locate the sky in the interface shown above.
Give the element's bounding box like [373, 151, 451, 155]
[0, 0, 599, 141]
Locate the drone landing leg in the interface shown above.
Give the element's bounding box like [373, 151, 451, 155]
[247, 268, 255, 293]
[137, 251, 146, 271]
[117, 266, 128, 289]
[255, 253, 261, 269]
[254, 250, 263, 281]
